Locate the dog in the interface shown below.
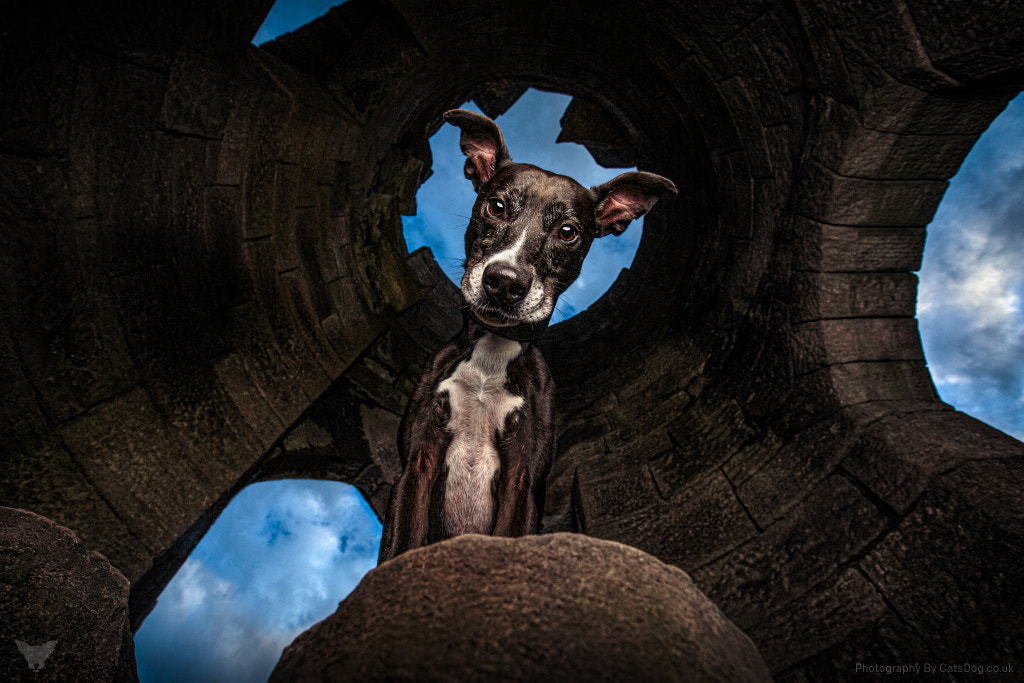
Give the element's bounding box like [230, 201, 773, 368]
[378, 109, 676, 562]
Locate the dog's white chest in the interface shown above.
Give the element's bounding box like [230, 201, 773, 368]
[437, 333, 524, 536]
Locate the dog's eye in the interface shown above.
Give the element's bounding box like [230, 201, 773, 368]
[487, 198, 505, 217]
[558, 225, 578, 243]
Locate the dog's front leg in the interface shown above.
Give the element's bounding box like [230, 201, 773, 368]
[378, 395, 451, 562]
[492, 398, 555, 537]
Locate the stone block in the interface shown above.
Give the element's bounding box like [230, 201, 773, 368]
[202, 185, 250, 309]
[791, 0, 856, 104]
[112, 266, 263, 485]
[906, 0, 1024, 81]
[696, 475, 887, 631]
[556, 96, 634, 169]
[783, 611, 935, 680]
[719, 77, 772, 178]
[745, 7, 804, 93]
[790, 360, 939, 428]
[278, 270, 345, 379]
[649, 399, 762, 492]
[469, 79, 528, 119]
[351, 462, 389, 521]
[58, 388, 212, 561]
[807, 96, 978, 180]
[722, 431, 784, 488]
[792, 218, 926, 273]
[317, 4, 427, 113]
[668, 57, 742, 154]
[718, 174, 754, 239]
[0, 43, 74, 157]
[359, 405, 402, 483]
[842, 409, 1024, 513]
[241, 161, 278, 239]
[827, 359, 937, 406]
[583, 471, 759, 571]
[573, 456, 662, 526]
[638, 10, 692, 71]
[736, 413, 859, 526]
[747, 568, 888, 673]
[545, 438, 606, 529]
[814, 0, 959, 91]
[273, 167, 303, 273]
[1, 434, 151, 581]
[859, 74, 1015, 135]
[795, 160, 948, 227]
[791, 271, 918, 322]
[792, 317, 923, 375]
[609, 387, 694, 446]
[655, 6, 737, 78]
[0, 507, 137, 682]
[243, 239, 335, 404]
[860, 457, 1024, 664]
[213, 352, 286, 451]
[0, 212, 136, 422]
[345, 359, 407, 416]
[160, 34, 241, 138]
[72, 57, 172, 277]
[225, 301, 315, 429]
[721, 32, 793, 128]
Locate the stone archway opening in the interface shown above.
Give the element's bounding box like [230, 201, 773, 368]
[918, 92, 1024, 440]
[133, 479, 380, 683]
[400, 87, 647, 324]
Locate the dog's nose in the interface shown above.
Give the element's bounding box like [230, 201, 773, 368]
[482, 263, 532, 306]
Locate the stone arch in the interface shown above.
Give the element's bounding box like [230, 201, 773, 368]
[1, 0, 1023, 675]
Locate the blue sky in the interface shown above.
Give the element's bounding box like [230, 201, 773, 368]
[132, 2, 1023, 682]
[251, 0, 341, 46]
[134, 480, 380, 683]
[918, 93, 1024, 440]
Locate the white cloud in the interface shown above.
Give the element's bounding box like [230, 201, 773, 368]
[919, 92, 1024, 441]
[135, 480, 381, 683]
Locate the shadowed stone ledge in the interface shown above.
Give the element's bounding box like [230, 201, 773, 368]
[0, 507, 137, 682]
[270, 533, 771, 682]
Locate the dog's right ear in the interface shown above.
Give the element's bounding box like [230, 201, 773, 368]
[443, 109, 511, 192]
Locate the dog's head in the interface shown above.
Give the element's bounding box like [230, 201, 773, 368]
[444, 109, 676, 339]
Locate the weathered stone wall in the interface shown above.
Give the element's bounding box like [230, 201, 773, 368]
[1, 0, 1022, 676]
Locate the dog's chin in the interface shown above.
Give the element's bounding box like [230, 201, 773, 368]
[468, 307, 514, 327]
[466, 302, 552, 340]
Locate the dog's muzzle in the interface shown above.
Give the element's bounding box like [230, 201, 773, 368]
[482, 262, 533, 310]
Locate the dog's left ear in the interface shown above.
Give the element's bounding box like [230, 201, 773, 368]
[591, 172, 678, 238]
[443, 109, 512, 192]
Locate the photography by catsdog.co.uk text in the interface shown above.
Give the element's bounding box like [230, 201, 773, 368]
[855, 661, 1015, 675]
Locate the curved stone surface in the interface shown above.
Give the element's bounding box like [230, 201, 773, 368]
[2, 0, 1024, 675]
[0, 507, 137, 682]
[270, 533, 771, 682]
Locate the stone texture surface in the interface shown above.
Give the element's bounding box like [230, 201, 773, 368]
[1, 0, 1023, 677]
[0, 507, 136, 682]
[270, 534, 771, 682]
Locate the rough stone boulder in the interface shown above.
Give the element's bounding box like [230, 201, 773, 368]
[271, 533, 771, 682]
[0, 507, 137, 682]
